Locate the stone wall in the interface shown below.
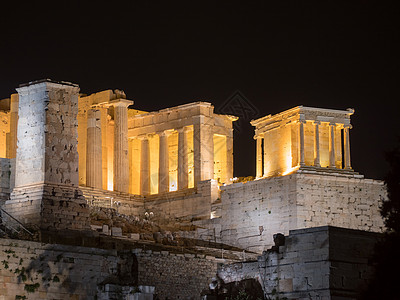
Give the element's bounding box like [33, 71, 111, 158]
[0, 238, 228, 300]
[218, 226, 380, 299]
[143, 179, 220, 222]
[80, 186, 144, 216]
[0, 158, 11, 205]
[135, 248, 226, 300]
[0, 238, 119, 299]
[220, 172, 385, 252]
[3, 183, 90, 231]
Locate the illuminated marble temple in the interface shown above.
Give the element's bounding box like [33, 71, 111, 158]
[0, 79, 386, 253]
[251, 106, 354, 178]
[0, 84, 237, 196]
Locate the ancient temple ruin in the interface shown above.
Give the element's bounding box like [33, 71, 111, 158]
[0, 79, 387, 299]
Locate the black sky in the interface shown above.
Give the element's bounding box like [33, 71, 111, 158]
[0, 1, 399, 179]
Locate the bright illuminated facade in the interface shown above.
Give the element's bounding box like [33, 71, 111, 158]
[251, 106, 354, 178]
[0, 89, 237, 196]
[0, 80, 386, 255]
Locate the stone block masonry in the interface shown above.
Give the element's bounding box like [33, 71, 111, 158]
[0, 158, 11, 205]
[2, 79, 90, 230]
[0, 238, 119, 299]
[135, 248, 225, 300]
[0, 238, 229, 299]
[217, 226, 380, 299]
[220, 172, 386, 252]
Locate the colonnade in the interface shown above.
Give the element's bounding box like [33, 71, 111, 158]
[256, 120, 352, 178]
[137, 126, 195, 196]
[85, 99, 132, 193]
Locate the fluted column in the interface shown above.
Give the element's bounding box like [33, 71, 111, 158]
[111, 99, 132, 193]
[193, 116, 214, 187]
[140, 135, 150, 195]
[263, 133, 269, 176]
[158, 131, 169, 193]
[255, 135, 263, 178]
[9, 93, 19, 158]
[329, 122, 336, 168]
[344, 124, 352, 169]
[86, 108, 102, 189]
[313, 121, 321, 167]
[226, 128, 234, 183]
[299, 119, 306, 167]
[178, 128, 188, 190]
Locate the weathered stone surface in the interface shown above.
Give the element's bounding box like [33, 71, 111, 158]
[2, 80, 90, 230]
[0, 237, 226, 300]
[219, 172, 385, 252]
[218, 226, 380, 299]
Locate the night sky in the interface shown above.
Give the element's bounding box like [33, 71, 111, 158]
[0, 1, 399, 179]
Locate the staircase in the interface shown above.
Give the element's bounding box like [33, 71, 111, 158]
[0, 208, 34, 238]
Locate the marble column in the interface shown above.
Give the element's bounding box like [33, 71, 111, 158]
[158, 131, 169, 193]
[263, 133, 269, 176]
[255, 135, 263, 178]
[299, 119, 306, 167]
[344, 124, 352, 169]
[329, 122, 336, 168]
[193, 116, 214, 187]
[313, 121, 321, 167]
[140, 135, 150, 195]
[111, 99, 132, 193]
[226, 129, 234, 183]
[178, 128, 188, 190]
[86, 108, 102, 189]
[9, 93, 18, 158]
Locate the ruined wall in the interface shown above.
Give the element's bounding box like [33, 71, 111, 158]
[220, 172, 385, 252]
[0, 158, 11, 204]
[135, 248, 224, 300]
[218, 226, 379, 299]
[80, 185, 144, 216]
[144, 179, 219, 222]
[0, 238, 227, 300]
[0, 238, 119, 299]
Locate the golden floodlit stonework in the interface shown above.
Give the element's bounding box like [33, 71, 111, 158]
[0, 79, 385, 252]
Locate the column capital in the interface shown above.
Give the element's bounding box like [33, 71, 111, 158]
[253, 134, 264, 140]
[313, 120, 321, 125]
[344, 124, 353, 129]
[157, 129, 174, 137]
[177, 126, 193, 133]
[108, 99, 134, 108]
[329, 122, 336, 126]
[137, 134, 150, 141]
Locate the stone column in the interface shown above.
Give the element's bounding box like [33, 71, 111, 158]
[178, 128, 189, 190]
[263, 133, 268, 176]
[193, 116, 214, 187]
[255, 135, 263, 178]
[100, 107, 109, 190]
[299, 119, 306, 167]
[158, 131, 169, 193]
[344, 124, 352, 169]
[86, 108, 102, 189]
[329, 122, 336, 168]
[226, 129, 234, 183]
[313, 121, 321, 167]
[9, 93, 18, 158]
[111, 99, 132, 193]
[140, 135, 150, 195]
